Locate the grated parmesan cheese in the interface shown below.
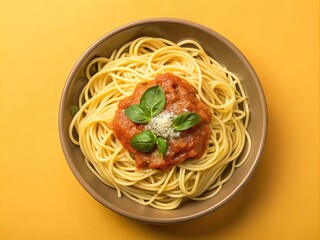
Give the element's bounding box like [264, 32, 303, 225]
[144, 111, 180, 139]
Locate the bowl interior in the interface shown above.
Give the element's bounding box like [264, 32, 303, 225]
[59, 18, 267, 224]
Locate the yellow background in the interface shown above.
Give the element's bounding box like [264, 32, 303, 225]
[0, 0, 319, 239]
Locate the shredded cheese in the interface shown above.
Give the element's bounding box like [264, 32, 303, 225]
[144, 111, 180, 139]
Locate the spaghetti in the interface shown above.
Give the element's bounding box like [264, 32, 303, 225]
[69, 37, 251, 210]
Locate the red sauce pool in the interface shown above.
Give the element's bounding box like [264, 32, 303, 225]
[112, 73, 212, 170]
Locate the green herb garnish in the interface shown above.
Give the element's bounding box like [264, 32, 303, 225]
[130, 130, 157, 153]
[125, 85, 165, 124]
[125, 104, 151, 124]
[130, 131, 168, 157]
[173, 112, 201, 131]
[156, 137, 168, 157]
[140, 85, 166, 117]
[70, 105, 79, 117]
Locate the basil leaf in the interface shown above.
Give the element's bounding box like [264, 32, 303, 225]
[70, 105, 79, 117]
[140, 85, 166, 117]
[125, 104, 150, 124]
[130, 130, 157, 152]
[173, 112, 201, 131]
[156, 137, 167, 157]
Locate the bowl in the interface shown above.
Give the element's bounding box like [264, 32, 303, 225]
[59, 18, 267, 224]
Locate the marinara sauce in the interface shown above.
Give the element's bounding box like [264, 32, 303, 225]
[112, 73, 212, 170]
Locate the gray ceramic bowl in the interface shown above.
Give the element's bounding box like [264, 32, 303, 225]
[59, 18, 267, 224]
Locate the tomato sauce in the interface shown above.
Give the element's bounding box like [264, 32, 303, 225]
[112, 73, 212, 170]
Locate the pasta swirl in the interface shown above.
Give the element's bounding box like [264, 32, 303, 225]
[69, 37, 251, 210]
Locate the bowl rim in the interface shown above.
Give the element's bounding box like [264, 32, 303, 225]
[59, 17, 268, 224]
